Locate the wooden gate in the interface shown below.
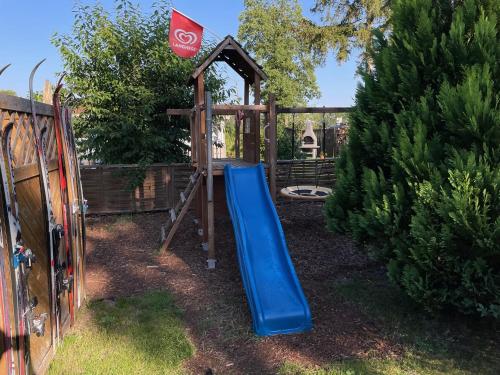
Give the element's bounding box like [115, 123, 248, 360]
[2, 98, 57, 374]
[0, 93, 85, 374]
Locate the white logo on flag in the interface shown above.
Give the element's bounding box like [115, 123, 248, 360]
[174, 29, 198, 45]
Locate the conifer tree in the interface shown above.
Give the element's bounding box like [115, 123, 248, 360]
[325, 0, 499, 317]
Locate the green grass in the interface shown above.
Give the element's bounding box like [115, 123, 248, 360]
[279, 278, 500, 375]
[48, 291, 194, 375]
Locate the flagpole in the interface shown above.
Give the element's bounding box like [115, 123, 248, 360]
[171, 7, 223, 41]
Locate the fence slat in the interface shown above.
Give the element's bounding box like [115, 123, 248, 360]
[81, 159, 336, 214]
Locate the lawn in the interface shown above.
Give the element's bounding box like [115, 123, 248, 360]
[48, 291, 194, 375]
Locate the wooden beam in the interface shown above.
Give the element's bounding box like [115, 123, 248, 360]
[205, 93, 215, 268]
[268, 93, 277, 203]
[168, 104, 268, 116]
[244, 81, 249, 105]
[235, 115, 240, 158]
[190, 36, 267, 84]
[213, 104, 268, 112]
[166, 108, 193, 116]
[242, 80, 251, 163]
[197, 73, 206, 169]
[277, 106, 353, 114]
[191, 37, 231, 82]
[0, 93, 54, 116]
[190, 112, 196, 164]
[159, 176, 202, 252]
[227, 37, 268, 81]
[254, 73, 261, 163]
[42, 80, 52, 104]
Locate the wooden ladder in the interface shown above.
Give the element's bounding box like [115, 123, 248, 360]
[159, 171, 202, 252]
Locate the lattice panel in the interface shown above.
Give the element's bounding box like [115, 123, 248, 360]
[0, 108, 57, 168]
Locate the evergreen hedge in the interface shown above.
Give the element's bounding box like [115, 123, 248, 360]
[325, 0, 499, 318]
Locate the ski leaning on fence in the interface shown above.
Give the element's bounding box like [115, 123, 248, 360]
[52, 74, 75, 323]
[29, 59, 68, 344]
[1, 120, 43, 373]
[61, 102, 87, 307]
[0, 63, 25, 375]
[159, 170, 201, 252]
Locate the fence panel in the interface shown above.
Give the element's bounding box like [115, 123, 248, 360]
[82, 159, 336, 214]
[276, 158, 336, 189]
[80, 163, 193, 214]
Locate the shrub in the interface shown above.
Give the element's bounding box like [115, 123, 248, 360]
[325, 0, 499, 317]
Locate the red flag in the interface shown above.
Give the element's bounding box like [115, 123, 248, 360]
[169, 9, 203, 58]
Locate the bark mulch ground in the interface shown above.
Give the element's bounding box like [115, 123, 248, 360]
[85, 201, 401, 375]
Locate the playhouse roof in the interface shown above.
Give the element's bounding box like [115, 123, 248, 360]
[190, 35, 267, 85]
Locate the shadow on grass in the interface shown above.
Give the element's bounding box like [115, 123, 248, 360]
[278, 277, 500, 375]
[48, 290, 194, 375]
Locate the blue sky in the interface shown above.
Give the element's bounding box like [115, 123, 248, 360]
[0, 0, 359, 106]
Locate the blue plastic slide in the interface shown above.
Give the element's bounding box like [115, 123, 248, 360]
[224, 163, 312, 336]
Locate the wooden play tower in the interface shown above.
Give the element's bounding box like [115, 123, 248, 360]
[162, 35, 278, 268]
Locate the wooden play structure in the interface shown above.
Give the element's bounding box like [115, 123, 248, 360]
[161, 35, 350, 268]
[0, 64, 86, 374]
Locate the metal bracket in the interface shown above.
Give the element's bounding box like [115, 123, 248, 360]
[197, 228, 203, 237]
[201, 242, 208, 252]
[207, 259, 216, 269]
[31, 313, 48, 337]
[62, 275, 74, 292]
[14, 244, 36, 269]
[82, 199, 89, 214]
[160, 226, 166, 243]
[264, 124, 270, 142]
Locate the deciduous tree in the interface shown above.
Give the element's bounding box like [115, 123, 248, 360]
[53, 0, 228, 166]
[238, 0, 321, 106]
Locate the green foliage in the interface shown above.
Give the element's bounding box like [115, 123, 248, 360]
[53, 0, 228, 165]
[238, 0, 321, 105]
[277, 125, 302, 160]
[325, 0, 500, 317]
[0, 89, 16, 96]
[308, 0, 391, 64]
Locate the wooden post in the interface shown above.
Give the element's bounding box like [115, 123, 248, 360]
[254, 73, 261, 163]
[205, 92, 216, 269]
[199, 76, 209, 247]
[268, 93, 277, 203]
[197, 73, 206, 169]
[42, 80, 52, 104]
[195, 74, 209, 247]
[243, 80, 251, 162]
[244, 80, 249, 105]
[264, 112, 269, 163]
[235, 115, 240, 158]
[194, 76, 205, 234]
[189, 111, 196, 164]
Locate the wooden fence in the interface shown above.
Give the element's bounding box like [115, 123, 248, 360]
[81, 163, 193, 214]
[276, 158, 335, 189]
[81, 158, 336, 214]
